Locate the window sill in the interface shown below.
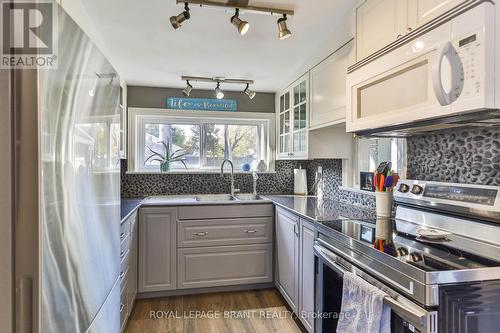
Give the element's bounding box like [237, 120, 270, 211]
[126, 170, 277, 175]
[338, 186, 376, 196]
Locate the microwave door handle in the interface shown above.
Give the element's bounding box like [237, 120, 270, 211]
[432, 41, 453, 106]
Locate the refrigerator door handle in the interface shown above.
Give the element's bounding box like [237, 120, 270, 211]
[16, 277, 33, 333]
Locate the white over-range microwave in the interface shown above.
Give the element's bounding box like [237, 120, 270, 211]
[346, 2, 500, 135]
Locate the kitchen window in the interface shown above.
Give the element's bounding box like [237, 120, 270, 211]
[347, 137, 407, 189]
[128, 108, 274, 173]
[357, 137, 407, 182]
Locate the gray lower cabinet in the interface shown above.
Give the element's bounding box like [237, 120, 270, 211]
[177, 244, 273, 289]
[299, 218, 315, 332]
[138, 207, 177, 292]
[275, 207, 300, 312]
[120, 211, 138, 332]
[138, 204, 274, 295]
[275, 207, 315, 333]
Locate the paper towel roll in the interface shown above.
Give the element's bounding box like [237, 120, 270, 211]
[294, 168, 307, 195]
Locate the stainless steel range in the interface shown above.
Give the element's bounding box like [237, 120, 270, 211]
[314, 180, 500, 333]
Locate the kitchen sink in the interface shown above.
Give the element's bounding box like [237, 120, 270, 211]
[234, 193, 259, 201]
[195, 194, 237, 202]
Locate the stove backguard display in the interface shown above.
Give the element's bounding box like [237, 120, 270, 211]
[423, 185, 498, 206]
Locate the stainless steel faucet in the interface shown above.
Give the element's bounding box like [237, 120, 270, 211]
[252, 171, 259, 195]
[220, 159, 239, 196]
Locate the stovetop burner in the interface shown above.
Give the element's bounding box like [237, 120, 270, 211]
[316, 217, 500, 273]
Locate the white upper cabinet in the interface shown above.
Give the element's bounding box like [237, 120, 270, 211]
[408, 0, 466, 27]
[356, 0, 408, 61]
[310, 39, 355, 129]
[277, 74, 309, 160]
[356, 0, 467, 61]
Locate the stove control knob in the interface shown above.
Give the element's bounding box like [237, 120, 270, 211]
[411, 185, 424, 195]
[398, 184, 410, 193]
[397, 247, 409, 257]
[409, 252, 423, 262]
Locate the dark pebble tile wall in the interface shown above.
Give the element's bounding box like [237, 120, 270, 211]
[121, 158, 376, 207]
[407, 127, 500, 186]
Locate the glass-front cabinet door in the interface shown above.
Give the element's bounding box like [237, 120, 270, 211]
[277, 74, 309, 160]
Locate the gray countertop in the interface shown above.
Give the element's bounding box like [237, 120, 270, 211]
[261, 195, 376, 222]
[121, 194, 376, 224]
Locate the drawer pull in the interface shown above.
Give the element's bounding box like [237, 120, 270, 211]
[120, 251, 126, 259]
[193, 232, 208, 236]
[120, 303, 125, 313]
[119, 271, 125, 279]
[244, 229, 257, 234]
[120, 232, 125, 240]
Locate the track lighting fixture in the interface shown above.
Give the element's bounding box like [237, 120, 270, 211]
[171, 1, 294, 39]
[182, 80, 193, 96]
[244, 84, 256, 99]
[170, 2, 190, 30]
[215, 82, 224, 99]
[277, 14, 292, 40]
[230, 9, 249, 35]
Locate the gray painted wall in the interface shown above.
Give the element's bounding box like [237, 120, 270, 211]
[127, 85, 275, 113]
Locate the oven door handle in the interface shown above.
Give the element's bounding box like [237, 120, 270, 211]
[314, 245, 436, 333]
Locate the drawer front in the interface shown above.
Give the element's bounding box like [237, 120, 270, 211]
[177, 244, 273, 289]
[178, 204, 273, 220]
[178, 217, 273, 248]
[120, 233, 130, 257]
[120, 279, 128, 332]
[120, 250, 130, 282]
[120, 218, 130, 240]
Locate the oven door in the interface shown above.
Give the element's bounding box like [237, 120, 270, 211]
[314, 244, 437, 333]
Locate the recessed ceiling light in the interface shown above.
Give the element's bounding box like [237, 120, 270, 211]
[170, 3, 190, 30]
[230, 9, 249, 35]
[182, 80, 193, 96]
[244, 84, 256, 99]
[277, 14, 292, 40]
[215, 82, 224, 99]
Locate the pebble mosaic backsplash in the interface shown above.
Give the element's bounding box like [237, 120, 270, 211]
[407, 127, 500, 186]
[121, 127, 500, 210]
[121, 158, 375, 208]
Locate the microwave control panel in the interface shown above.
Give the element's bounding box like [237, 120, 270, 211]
[452, 29, 484, 101]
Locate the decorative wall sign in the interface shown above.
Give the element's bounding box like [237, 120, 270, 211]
[167, 97, 237, 112]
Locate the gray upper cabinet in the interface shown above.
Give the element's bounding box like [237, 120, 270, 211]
[275, 207, 300, 312]
[138, 207, 177, 292]
[299, 219, 315, 333]
[356, 0, 466, 61]
[309, 39, 355, 129]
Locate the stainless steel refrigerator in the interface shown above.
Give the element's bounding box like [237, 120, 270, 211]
[5, 3, 121, 332]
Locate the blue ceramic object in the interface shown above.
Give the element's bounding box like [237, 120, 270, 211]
[241, 163, 251, 172]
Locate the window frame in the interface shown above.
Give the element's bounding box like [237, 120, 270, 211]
[128, 108, 275, 173]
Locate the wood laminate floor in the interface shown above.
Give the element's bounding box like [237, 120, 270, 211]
[124, 289, 304, 333]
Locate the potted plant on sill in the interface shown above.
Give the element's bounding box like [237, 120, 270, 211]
[145, 141, 188, 172]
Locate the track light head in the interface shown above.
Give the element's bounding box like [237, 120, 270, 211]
[244, 84, 256, 99]
[170, 3, 191, 30]
[182, 80, 193, 96]
[215, 82, 224, 99]
[277, 14, 292, 40]
[230, 8, 249, 35]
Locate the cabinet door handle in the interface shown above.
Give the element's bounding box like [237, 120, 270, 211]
[396, 34, 402, 39]
[119, 271, 125, 279]
[120, 232, 125, 240]
[406, 27, 412, 33]
[120, 303, 125, 313]
[193, 232, 208, 236]
[244, 229, 257, 234]
[120, 251, 126, 259]
[294, 223, 299, 236]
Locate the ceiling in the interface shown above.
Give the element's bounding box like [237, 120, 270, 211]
[70, 0, 354, 92]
